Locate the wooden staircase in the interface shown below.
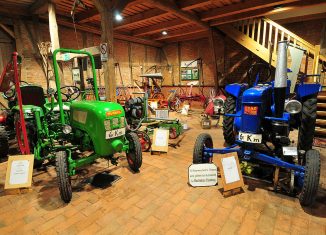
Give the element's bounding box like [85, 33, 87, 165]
[218, 17, 326, 77]
[315, 91, 326, 145]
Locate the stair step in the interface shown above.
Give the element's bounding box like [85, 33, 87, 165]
[317, 111, 326, 117]
[316, 119, 326, 126]
[318, 95, 326, 101]
[317, 103, 326, 108]
[315, 127, 326, 135]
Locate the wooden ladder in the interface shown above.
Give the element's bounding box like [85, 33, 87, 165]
[218, 17, 326, 77]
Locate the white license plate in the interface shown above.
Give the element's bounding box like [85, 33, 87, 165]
[239, 132, 262, 143]
[106, 128, 125, 139]
[282, 147, 298, 156]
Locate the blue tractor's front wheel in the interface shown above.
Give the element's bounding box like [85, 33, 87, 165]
[299, 149, 320, 206]
[193, 133, 213, 164]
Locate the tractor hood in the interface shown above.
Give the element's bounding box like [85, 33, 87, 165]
[70, 101, 125, 156]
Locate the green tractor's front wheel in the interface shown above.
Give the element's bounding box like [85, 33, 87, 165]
[126, 132, 142, 172]
[55, 151, 72, 203]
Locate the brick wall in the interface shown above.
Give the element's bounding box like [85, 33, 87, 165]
[4, 18, 323, 97]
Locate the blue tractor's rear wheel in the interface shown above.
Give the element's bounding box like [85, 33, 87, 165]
[299, 149, 320, 206]
[223, 96, 236, 145]
[193, 133, 213, 164]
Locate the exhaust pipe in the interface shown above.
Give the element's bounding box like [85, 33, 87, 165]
[274, 41, 288, 118]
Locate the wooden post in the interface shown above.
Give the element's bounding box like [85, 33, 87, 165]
[208, 29, 219, 90]
[312, 45, 321, 80]
[93, 0, 116, 101]
[48, 2, 64, 86]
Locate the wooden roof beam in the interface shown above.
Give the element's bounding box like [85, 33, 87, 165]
[48, 17, 164, 47]
[30, 0, 52, 15]
[114, 8, 170, 30]
[200, 0, 300, 21]
[177, 0, 213, 11]
[144, 0, 210, 30]
[132, 18, 191, 36]
[153, 26, 206, 40]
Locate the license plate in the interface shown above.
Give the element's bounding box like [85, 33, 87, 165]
[282, 147, 298, 156]
[106, 128, 125, 139]
[239, 132, 262, 143]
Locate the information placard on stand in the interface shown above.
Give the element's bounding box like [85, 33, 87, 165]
[151, 129, 169, 153]
[216, 153, 244, 193]
[5, 155, 34, 189]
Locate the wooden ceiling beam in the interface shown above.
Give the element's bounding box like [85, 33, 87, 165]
[132, 18, 191, 36]
[75, 0, 144, 23]
[210, 0, 326, 26]
[114, 8, 170, 30]
[164, 31, 209, 43]
[153, 26, 206, 40]
[200, 0, 300, 21]
[177, 0, 212, 11]
[29, 0, 52, 15]
[144, 0, 210, 30]
[49, 17, 164, 47]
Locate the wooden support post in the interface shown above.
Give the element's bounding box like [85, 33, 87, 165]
[48, 2, 64, 86]
[208, 29, 219, 90]
[93, 0, 116, 101]
[312, 45, 321, 78]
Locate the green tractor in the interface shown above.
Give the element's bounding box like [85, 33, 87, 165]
[15, 49, 142, 203]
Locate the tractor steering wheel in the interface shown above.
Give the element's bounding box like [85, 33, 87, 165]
[55, 86, 81, 102]
[247, 63, 272, 87]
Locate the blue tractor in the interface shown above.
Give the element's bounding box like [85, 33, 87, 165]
[193, 41, 321, 206]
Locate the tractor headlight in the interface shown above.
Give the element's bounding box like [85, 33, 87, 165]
[63, 125, 72, 134]
[120, 117, 125, 127]
[285, 100, 302, 114]
[104, 120, 111, 130]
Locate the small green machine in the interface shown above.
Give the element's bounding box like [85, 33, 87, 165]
[15, 48, 142, 203]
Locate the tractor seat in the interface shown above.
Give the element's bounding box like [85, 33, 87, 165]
[21, 85, 46, 108]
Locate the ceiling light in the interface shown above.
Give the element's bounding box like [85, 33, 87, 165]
[115, 13, 123, 22]
[162, 31, 168, 35]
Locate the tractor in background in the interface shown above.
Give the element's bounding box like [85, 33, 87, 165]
[10, 49, 142, 203]
[193, 41, 321, 206]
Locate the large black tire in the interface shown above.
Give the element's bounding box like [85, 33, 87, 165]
[193, 133, 213, 164]
[298, 96, 317, 151]
[223, 95, 237, 145]
[126, 132, 142, 172]
[299, 149, 320, 207]
[0, 125, 9, 158]
[55, 151, 72, 203]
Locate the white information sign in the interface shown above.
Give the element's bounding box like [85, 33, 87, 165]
[72, 68, 81, 81]
[155, 109, 169, 119]
[10, 160, 30, 185]
[188, 163, 218, 187]
[155, 129, 169, 147]
[100, 43, 108, 62]
[221, 156, 240, 184]
[282, 146, 298, 156]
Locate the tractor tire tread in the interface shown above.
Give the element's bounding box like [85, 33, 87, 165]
[55, 151, 72, 203]
[127, 132, 143, 172]
[298, 96, 317, 151]
[193, 133, 213, 164]
[223, 96, 236, 145]
[299, 149, 320, 206]
[0, 125, 9, 158]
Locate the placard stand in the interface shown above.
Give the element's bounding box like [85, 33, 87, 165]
[150, 129, 169, 155]
[216, 153, 244, 197]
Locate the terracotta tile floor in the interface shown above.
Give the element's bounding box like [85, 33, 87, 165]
[0, 112, 325, 235]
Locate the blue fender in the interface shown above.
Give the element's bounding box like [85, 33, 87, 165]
[225, 84, 248, 97]
[295, 83, 321, 100]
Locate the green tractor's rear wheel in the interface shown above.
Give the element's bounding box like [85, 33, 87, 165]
[193, 133, 213, 164]
[223, 95, 237, 145]
[0, 125, 9, 158]
[299, 149, 320, 207]
[126, 132, 142, 172]
[55, 151, 72, 203]
[298, 96, 317, 152]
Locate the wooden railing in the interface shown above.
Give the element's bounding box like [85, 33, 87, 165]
[231, 17, 325, 74]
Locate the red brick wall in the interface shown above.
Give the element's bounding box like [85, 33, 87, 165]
[9, 18, 323, 94]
